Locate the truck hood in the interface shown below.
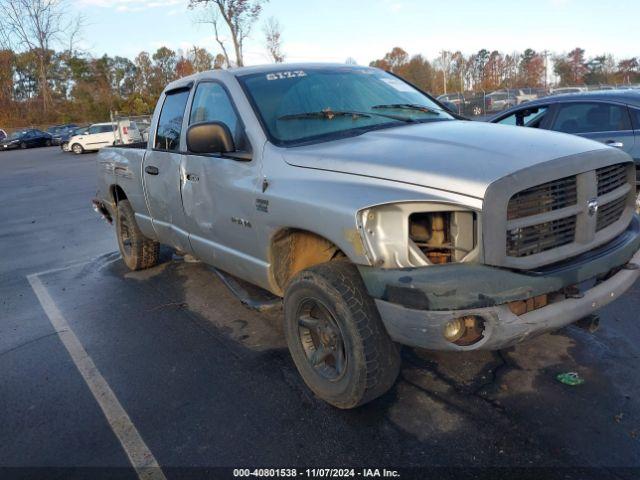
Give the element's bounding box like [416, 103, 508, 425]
[282, 121, 611, 199]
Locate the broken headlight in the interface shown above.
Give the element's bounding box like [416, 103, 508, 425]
[357, 203, 479, 268]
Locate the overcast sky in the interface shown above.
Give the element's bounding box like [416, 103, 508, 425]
[72, 0, 639, 65]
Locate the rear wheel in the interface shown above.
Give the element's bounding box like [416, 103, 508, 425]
[284, 261, 400, 409]
[71, 143, 83, 154]
[45, 139, 52, 147]
[116, 199, 160, 271]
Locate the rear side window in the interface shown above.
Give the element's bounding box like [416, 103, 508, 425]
[552, 102, 631, 134]
[189, 82, 244, 149]
[155, 89, 190, 151]
[100, 125, 114, 133]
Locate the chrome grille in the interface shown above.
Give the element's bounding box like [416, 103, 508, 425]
[507, 216, 576, 257]
[507, 176, 577, 220]
[596, 197, 627, 231]
[597, 163, 627, 196]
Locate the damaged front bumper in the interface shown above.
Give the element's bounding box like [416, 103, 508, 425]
[359, 216, 640, 351]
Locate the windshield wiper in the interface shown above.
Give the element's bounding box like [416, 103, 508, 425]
[277, 108, 414, 123]
[278, 109, 371, 121]
[372, 103, 441, 115]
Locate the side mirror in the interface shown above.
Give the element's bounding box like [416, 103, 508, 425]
[186, 121, 235, 155]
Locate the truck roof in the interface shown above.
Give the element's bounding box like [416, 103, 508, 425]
[163, 63, 374, 92]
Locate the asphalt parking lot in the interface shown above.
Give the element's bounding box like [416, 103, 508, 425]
[1, 147, 640, 479]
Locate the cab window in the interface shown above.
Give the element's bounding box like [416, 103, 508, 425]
[155, 89, 190, 151]
[498, 106, 548, 127]
[551, 102, 631, 134]
[629, 108, 640, 130]
[189, 82, 245, 150]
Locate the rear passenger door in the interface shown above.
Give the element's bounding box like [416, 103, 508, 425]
[548, 101, 635, 156]
[142, 88, 193, 253]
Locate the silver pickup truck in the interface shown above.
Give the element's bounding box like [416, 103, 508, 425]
[94, 64, 640, 409]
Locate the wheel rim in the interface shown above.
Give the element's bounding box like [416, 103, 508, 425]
[118, 212, 133, 257]
[297, 298, 347, 381]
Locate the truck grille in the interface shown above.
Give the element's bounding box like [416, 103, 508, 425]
[507, 216, 576, 257]
[596, 196, 627, 231]
[505, 162, 632, 259]
[597, 163, 627, 196]
[507, 176, 577, 220]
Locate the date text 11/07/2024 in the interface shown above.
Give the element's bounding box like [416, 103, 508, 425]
[232, 468, 401, 478]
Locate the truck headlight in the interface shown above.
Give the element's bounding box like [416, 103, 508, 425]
[357, 202, 479, 268]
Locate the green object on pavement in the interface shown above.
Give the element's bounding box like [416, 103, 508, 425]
[556, 372, 585, 386]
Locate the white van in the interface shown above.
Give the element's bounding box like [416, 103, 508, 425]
[68, 121, 142, 154]
[68, 123, 116, 154]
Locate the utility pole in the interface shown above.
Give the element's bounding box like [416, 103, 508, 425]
[542, 50, 549, 89]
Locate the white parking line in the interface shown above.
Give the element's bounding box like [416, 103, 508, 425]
[27, 271, 167, 480]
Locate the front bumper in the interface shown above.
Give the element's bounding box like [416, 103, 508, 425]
[360, 216, 640, 351]
[1, 143, 19, 150]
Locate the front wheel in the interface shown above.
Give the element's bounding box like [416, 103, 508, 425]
[116, 199, 160, 271]
[284, 261, 400, 409]
[20, 142, 27, 149]
[71, 143, 83, 155]
[45, 139, 52, 147]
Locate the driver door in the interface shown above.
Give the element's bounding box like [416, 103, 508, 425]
[180, 80, 262, 281]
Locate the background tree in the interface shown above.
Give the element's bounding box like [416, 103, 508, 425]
[617, 57, 639, 84]
[566, 47, 587, 84]
[189, 46, 214, 72]
[435, 50, 453, 93]
[263, 17, 284, 63]
[519, 49, 545, 87]
[189, 0, 266, 67]
[0, 0, 80, 113]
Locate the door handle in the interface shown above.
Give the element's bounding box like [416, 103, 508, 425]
[145, 165, 159, 175]
[185, 173, 199, 182]
[605, 141, 624, 148]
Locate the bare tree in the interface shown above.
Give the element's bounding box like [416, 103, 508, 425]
[189, 0, 266, 67]
[263, 17, 284, 63]
[0, 0, 80, 113]
[436, 50, 453, 94]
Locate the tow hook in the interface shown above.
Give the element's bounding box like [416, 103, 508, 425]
[574, 314, 600, 334]
[92, 199, 113, 224]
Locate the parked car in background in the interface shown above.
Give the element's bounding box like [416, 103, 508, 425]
[60, 125, 90, 151]
[113, 119, 143, 145]
[488, 89, 640, 204]
[437, 92, 490, 116]
[486, 89, 539, 112]
[549, 86, 588, 95]
[49, 124, 78, 145]
[0, 128, 6, 141]
[68, 121, 143, 154]
[0, 129, 52, 150]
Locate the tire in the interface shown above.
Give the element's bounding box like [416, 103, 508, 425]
[284, 261, 400, 409]
[20, 142, 27, 149]
[116, 199, 160, 271]
[71, 143, 83, 154]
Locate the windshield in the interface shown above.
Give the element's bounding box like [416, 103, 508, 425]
[238, 66, 452, 146]
[8, 131, 27, 139]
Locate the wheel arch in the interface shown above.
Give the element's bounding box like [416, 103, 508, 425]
[110, 184, 127, 205]
[269, 228, 349, 296]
